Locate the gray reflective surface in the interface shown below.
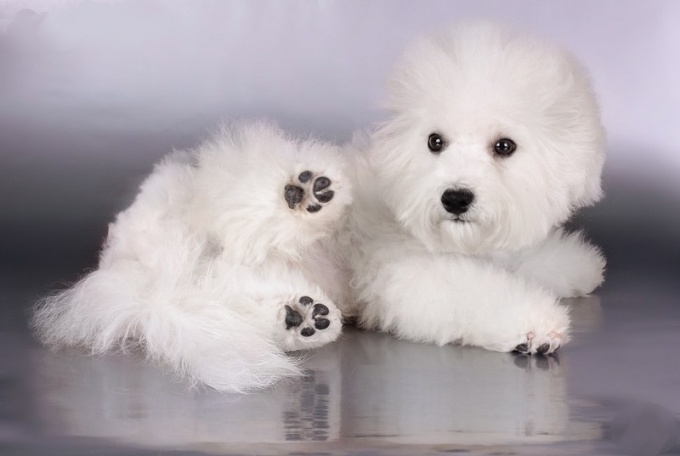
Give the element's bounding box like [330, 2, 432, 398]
[2, 268, 680, 455]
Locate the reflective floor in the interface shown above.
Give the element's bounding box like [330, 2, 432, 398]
[2, 266, 680, 456]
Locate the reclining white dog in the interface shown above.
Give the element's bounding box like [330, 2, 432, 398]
[33, 22, 605, 392]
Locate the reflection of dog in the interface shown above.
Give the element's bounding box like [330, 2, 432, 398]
[32, 122, 351, 392]
[31, 343, 343, 446]
[344, 23, 606, 354]
[341, 329, 601, 446]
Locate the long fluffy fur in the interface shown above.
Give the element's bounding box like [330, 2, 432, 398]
[33, 121, 351, 392]
[34, 22, 608, 391]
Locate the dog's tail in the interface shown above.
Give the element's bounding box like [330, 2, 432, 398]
[32, 269, 301, 393]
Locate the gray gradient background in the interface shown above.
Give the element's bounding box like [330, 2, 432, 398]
[1, 0, 679, 280]
[1, 1, 680, 455]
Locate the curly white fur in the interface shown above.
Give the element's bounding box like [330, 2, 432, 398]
[33, 121, 352, 392]
[341, 22, 606, 355]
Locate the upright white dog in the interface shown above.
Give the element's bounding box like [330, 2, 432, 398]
[33, 122, 351, 392]
[343, 23, 606, 354]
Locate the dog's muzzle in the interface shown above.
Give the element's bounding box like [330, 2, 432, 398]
[441, 188, 475, 215]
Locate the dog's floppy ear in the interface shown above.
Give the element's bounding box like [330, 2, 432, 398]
[554, 54, 607, 210]
[574, 144, 606, 208]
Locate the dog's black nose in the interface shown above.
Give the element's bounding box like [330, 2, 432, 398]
[441, 188, 475, 215]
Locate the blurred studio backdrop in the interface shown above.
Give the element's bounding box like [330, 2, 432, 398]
[0, 1, 679, 453]
[1, 0, 679, 283]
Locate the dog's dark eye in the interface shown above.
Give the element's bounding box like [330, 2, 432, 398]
[428, 133, 445, 153]
[494, 138, 517, 157]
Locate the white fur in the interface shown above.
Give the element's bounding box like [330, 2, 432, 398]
[33, 121, 351, 392]
[341, 23, 606, 354]
[33, 23, 607, 392]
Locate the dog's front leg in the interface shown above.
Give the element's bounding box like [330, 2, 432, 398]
[356, 252, 570, 355]
[503, 228, 606, 298]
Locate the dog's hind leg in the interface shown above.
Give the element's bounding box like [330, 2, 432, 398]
[230, 264, 344, 352]
[190, 124, 352, 263]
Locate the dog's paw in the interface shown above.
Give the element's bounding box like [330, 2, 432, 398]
[513, 330, 566, 355]
[501, 295, 571, 356]
[275, 295, 342, 351]
[284, 171, 336, 214]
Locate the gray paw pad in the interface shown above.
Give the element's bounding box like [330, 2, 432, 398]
[284, 171, 335, 213]
[284, 296, 333, 339]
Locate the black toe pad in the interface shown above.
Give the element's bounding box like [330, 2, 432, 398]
[285, 305, 304, 329]
[536, 343, 550, 354]
[514, 343, 529, 353]
[298, 171, 313, 183]
[312, 303, 329, 317]
[315, 190, 334, 203]
[284, 185, 305, 209]
[313, 176, 331, 192]
[314, 318, 330, 330]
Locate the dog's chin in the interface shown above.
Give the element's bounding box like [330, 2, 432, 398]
[437, 218, 491, 255]
[440, 214, 554, 255]
[444, 213, 478, 227]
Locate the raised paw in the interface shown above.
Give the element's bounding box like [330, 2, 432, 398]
[276, 295, 342, 351]
[284, 171, 336, 214]
[513, 330, 565, 355]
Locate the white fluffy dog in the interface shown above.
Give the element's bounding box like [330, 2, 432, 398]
[342, 23, 606, 354]
[33, 122, 352, 392]
[34, 22, 606, 392]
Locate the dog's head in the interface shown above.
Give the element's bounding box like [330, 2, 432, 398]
[372, 22, 605, 254]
